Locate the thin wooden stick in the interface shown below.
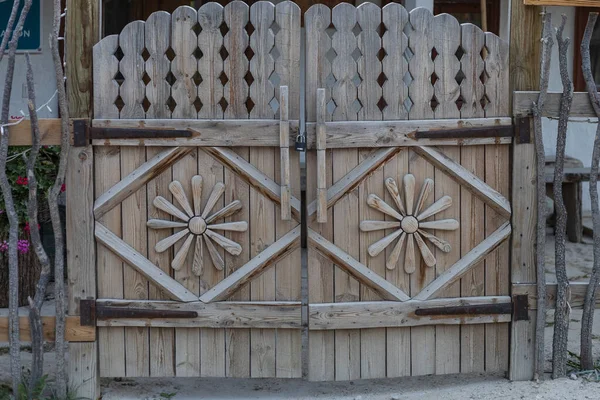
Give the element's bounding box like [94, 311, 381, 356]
[50, 0, 70, 395]
[552, 14, 573, 379]
[0, 0, 32, 391]
[579, 11, 600, 372]
[24, 53, 53, 395]
[532, 10, 553, 382]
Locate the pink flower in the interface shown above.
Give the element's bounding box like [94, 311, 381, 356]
[61, 183, 66, 192]
[0, 241, 8, 253]
[23, 222, 40, 234]
[17, 239, 29, 254]
[16, 176, 28, 186]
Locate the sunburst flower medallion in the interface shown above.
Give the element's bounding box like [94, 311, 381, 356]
[360, 174, 459, 274]
[147, 175, 248, 276]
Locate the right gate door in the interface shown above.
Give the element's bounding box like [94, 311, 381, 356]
[305, 3, 512, 380]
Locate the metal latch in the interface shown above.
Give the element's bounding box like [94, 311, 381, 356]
[295, 133, 306, 151]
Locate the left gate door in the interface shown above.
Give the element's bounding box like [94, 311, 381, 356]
[90, 2, 302, 378]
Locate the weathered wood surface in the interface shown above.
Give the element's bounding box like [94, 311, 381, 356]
[6, 119, 61, 146]
[94, 300, 301, 329]
[513, 282, 600, 310]
[0, 316, 96, 343]
[514, 91, 596, 118]
[545, 167, 592, 183]
[309, 296, 512, 330]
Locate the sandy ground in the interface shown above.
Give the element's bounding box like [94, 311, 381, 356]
[1, 233, 600, 399]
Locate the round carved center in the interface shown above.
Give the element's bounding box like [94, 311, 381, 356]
[188, 216, 207, 235]
[401, 216, 419, 234]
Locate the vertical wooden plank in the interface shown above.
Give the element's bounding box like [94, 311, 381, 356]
[508, 0, 541, 381]
[118, 19, 150, 378]
[459, 23, 486, 374]
[145, 11, 175, 377]
[331, 3, 361, 381]
[407, 7, 436, 377]
[381, 3, 411, 378]
[67, 145, 98, 397]
[197, 2, 226, 378]
[432, 13, 461, 376]
[223, 0, 251, 378]
[249, 1, 277, 378]
[171, 6, 199, 119]
[92, 35, 120, 120]
[275, 1, 301, 119]
[484, 32, 510, 373]
[305, 4, 335, 381]
[95, 147, 125, 378]
[356, 2, 385, 380]
[316, 89, 327, 224]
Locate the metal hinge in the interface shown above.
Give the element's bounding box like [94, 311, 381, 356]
[512, 294, 530, 321]
[79, 299, 198, 326]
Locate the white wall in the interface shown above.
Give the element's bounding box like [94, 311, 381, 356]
[0, 0, 57, 119]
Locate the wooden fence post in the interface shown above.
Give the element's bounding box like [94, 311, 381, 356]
[66, 0, 99, 397]
[509, 0, 542, 381]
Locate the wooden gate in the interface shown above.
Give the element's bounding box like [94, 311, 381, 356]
[304, 3, 512, 380]
[71, 0, 520, 389]
[89, 1, 302, 378]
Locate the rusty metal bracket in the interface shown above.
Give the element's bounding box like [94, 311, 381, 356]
[512, 294, 530, 321]
[414, 125, 514, 140]
[514, 116, 532, 144]
[79, 299, 197, 326]
[72, 119, 90, 147]
[414, 302, 513, 316]
[79, 298, 96, 326]
[90, 127, 192, 140]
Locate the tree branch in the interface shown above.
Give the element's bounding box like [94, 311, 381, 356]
[579, 11, 600, 372]
[532, 10, 553, 382]
[552, 14, 574, 379]
[0, 0, 20, 65]
[0, 0, 33, 392]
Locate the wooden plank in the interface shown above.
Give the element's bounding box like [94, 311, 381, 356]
[408, 7, 435, 120]
[197, 2, 224, 120]
[223, 0, 251, 378]
[94, 147, 193, 219]
[414, 146, 512, 219]
[200, 226, 301, 303]
[309, 229, 410, 302]
[0, 316, 95, 343]
[513, 91, 596, 118]
[95, 146, 126, 378]
[95, 223, 198, 302]
[414, 222, 512, 301]
[524, 0, 600, 7]
[5, 119, 61, 146]
[309, 297, 512, 330]
[93, 34, 120, 119]
[95, 301, 301, 329]
[545, 167, 591, 183]
[144, 11, 172, 119]
[280, 86, 291, 221]
[513, 282, 600, 309]
[509, 0, 541, 381]
[316, 88, 327, 223]
[91, 119, 299, 147]
[170, 6, 198, 118]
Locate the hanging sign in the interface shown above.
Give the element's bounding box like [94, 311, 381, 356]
[0, 0, 42, 52]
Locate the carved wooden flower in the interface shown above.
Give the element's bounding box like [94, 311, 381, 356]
[147, 175, 248, 276]
[360, 174, 459, 274]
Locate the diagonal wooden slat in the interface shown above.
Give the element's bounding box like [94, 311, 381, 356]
[413, 222, 512, 301]
[307, 147, 404, 218]
[94, 147, 194, 219]
[308, 229, 410, 302]
[95, 223, 197, 302]
[414, 146, 512, 218]
[203, 146, 301, 221]
[199, 226, 301, 303]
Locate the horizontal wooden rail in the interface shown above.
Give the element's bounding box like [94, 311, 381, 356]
[513, 91, 596, 118]
[5, 119, 62, 146]
[91, 119, 301, 146]
[309, 296, 512, 330]
[513, 282, 600, 310]
[94, 300, 301, 329]
[524, 0, 600, 6]
[304, 117, 513, 148]
[0, 316, 95, 342]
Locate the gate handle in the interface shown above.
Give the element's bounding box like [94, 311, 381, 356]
[280, 86, 291, 221]
[316, 88, 327, 223]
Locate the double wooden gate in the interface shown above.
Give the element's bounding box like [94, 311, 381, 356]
[72, 1, 517, 383]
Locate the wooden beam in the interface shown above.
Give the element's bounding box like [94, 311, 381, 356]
[0, 316, 95, 342]
[308, 229, 410, 302]
[94, 146, 193, 219]
[309, 296, 512, 330]
[514, 91, 596, 117]
[5, 119, 62, 146]
[203, 146, 302, 221]
[413, 222, 512, 301]
[94, 300, 301, 329]
[95, 223, 198, 302]
[306, 147, 404, 218]
[414, 146, 512, 219]
[513, 282, 600, 310]
[545, 167, 591, 183]
[304, 117, 513, 148]
[524, 0, 600, 6]
[509, 0, 542, 382]
[91, 119, 301, 146]
[280, 86, 292, 220]
[200, 226, 301, 303]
